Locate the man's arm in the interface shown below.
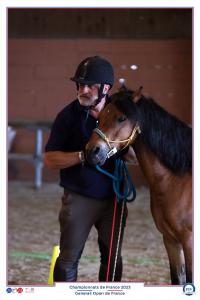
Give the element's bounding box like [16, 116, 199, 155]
[44, 151, 84, 170]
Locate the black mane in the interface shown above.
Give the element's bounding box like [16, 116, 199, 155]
[110, 91, 192, 174]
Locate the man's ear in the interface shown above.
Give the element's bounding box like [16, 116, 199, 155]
[132, 86, 143, 102]
[103, 84, 110, 94]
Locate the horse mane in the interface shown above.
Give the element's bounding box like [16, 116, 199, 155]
[110, 90, 192, 174]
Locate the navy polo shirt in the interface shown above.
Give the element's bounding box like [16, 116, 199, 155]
[45, 99, 115, 200]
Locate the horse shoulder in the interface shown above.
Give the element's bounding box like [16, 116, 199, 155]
[149, 172, 192, 237]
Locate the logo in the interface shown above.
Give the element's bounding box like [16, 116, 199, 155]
[6, 288, 12, 293]
[6, 287, 24, 294]
[183, 283, 195, 296]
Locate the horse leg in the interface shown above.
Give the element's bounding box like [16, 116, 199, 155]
[163, 235, 186, 285]
[182, 231, 193, 283]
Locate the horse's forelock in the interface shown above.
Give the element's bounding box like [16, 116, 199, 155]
[109, 90, 139, 121]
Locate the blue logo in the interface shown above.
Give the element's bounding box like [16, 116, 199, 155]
[183, 283, 195, 296]
[6, 288, 12, 293]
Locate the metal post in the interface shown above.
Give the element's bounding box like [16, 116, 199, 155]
[34, 128, 44, 189]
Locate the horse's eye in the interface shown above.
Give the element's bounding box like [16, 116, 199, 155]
[117, 115, 127, 123]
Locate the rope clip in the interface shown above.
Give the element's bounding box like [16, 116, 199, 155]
[107, 147, 117, 158]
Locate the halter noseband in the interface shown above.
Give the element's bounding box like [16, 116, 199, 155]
[93, 123, 141, 158]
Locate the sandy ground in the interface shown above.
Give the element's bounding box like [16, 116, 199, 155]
[8, 181, 170, 286]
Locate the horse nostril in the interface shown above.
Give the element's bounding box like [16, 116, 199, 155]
[86, 145, 106, 166]
[85, 146, 101, 161]
[92, 146, 101, 155]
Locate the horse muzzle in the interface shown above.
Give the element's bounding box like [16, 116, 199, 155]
[85, 144, 109, 166]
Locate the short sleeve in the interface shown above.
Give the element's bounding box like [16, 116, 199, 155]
[45, 110, 70, 152]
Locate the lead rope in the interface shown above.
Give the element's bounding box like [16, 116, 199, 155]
[106, 197, 117, 282]
[96, 158, 136, 281]
[111, 200, 125, 281]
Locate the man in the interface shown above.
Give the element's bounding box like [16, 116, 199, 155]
[44, 56, 129, 282]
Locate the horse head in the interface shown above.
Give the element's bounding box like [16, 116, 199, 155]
[86, 86, 142, 166]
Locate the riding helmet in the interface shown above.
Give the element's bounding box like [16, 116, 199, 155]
[70, 56, 114, 87]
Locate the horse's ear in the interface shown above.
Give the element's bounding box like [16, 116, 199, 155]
[132, 86, 143, 102]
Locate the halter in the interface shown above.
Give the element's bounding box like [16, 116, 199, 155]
[93, 123, 141, 158]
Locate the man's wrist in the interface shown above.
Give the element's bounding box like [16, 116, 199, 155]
[78, 151, 85, 166]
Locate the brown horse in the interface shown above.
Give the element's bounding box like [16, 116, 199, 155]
[86, 87, 192, 285]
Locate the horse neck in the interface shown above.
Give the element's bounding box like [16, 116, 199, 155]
[132, 138, 172, 189]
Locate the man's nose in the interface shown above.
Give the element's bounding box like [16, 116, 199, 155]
[79, 85, 90, 93]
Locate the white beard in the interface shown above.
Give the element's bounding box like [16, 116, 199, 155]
[78, 95, 98, 107]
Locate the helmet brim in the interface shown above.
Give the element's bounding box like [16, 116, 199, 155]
[70, 76, 101, 86]
[70, 77, 112, 89]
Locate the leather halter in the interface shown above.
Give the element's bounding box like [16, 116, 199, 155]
[93, 123, 141, 158]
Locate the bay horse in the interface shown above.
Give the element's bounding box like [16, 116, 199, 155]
[86, 87, 192, 285]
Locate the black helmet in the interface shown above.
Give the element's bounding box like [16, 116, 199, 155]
[70, 56, 114, 87]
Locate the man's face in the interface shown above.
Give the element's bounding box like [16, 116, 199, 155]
[77, 83, 100, 106]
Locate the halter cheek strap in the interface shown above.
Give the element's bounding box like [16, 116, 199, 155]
[93, 123, 141, 158]
[93, 127, 118, 158]
[93, 128, 113, 149]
